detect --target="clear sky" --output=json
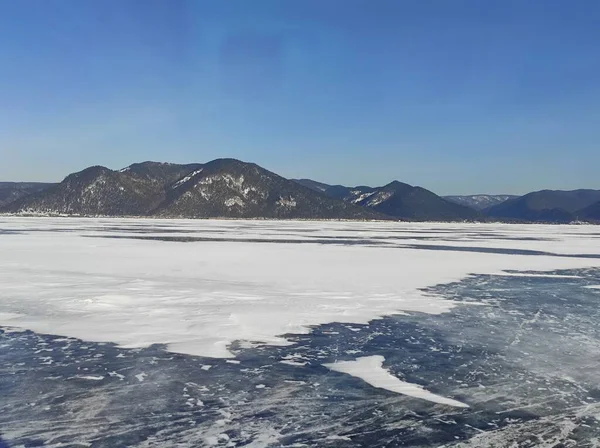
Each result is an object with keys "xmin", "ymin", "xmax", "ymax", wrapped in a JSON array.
[{"xmin": 1, "ymin": 0, "xmax": 599, "ymax": 195}]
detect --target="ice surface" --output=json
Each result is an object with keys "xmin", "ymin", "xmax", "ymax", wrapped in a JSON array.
[
  {"xmin": 0, "ymin": 218, "xmax": 599, "ymax": 359},
  {"xmin": 324, "ymin": 355, "xmax": 469, "ymax": 407},
  {"xmin": 490, "ymin": 273, "xmax": 583, "ymax": 278}
]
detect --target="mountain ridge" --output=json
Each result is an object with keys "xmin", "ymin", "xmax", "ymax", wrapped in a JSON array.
[{"xmin": 4, "ymin": 159, "xmax": 387, "ymax": 221}]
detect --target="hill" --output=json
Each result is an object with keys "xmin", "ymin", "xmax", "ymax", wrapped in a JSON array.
[
  {"xmin": 4, "ymin": 162, "xmax": 202, "ymax": 216},
  {"xmin": 153, "ymin": 159, "xmax": 384, "ymax": 219},
  {"xmin": 350, "ymin": 181, "xmax": 479, "ymax": 221},
  {"xmin": 579, "ymin": 201, "xmax": 600, "ymax": 221},
  {"xmin": 0, "ymin": 182, "xmax": 55, "ymax": 207},
  {"xmin": 293, "ymin": 179, "xmax": 478, "ymax": 221},
  {"xmin": 4, "ymin": 160, "xmax": 384, "ymax": 220}
]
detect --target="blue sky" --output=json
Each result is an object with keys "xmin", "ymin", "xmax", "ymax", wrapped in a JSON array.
[{"xmin": 1, "ymin": 0, "xmax": 599, "ymax": 194}]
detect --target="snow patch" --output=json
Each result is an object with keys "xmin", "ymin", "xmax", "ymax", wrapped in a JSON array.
[
  {"xmin": 324, "ymin": 355, "xmax": 469, "ymax": 408},
  {"xmin": 224, "ymin": 197, "xmax": 244, "ymax": 208},
  {"xmin": 326, "ymin": 435, "xmax": 352, "ymax": 441},
  {"xmin": 173, "ymin": 169, "xmax": 204, "ymax": 188},
  {"xmin": 276, "ymin": 196, "xmax": 297, "ymax": 208},
  {"xmin": 366, "ymin": 191, "xmax": 392, "ymax": 206},
  {"xmin": 70, "ymin": 375, "xmax": 104, "ymax": 381},
  {"xmin": 351, "ymin": 191, "xmax": 376, "ymax": 204},
  {"xmin": 199, "ymin": 174, "xmax": 244, "ymax": 191},
  {"xmin": 280, "ymin": 360, "xmax": 308, "ymax": 367},
  {"xmin": 108, "ymin": 371, "xmax": 125, "ymax": 380}
]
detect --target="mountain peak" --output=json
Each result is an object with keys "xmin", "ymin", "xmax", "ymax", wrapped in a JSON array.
[
  {"xmin": 122, "ymin": 161, "xmax": 174, "ymax": 170},
  {"xmin": 63, "ymin": 165, "xmax": 112, "ymax": 182},
  {"xmin": 385, "ymin": 180, "xmax": 411, "ymax": 187},
  {"xmin": 205, "ymin": 158, "xmax": 250, "ymax": 167},
  {"xmin": 381, "ymin": 180, "xmax": 414, "ymax": 192}
]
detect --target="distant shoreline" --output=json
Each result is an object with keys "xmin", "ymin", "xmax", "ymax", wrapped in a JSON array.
[{"xmin": 0, "ymin": 213, "xmax": 596, "ymax": 225}]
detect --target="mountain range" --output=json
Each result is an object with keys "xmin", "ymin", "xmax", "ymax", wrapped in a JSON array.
[{"xmin": 1, "ymin": 159, "xmax": 599, "ymax": 223}]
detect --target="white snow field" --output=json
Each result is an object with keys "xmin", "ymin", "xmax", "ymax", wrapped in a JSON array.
[{"xmin": 1, "ymin": 217, "xmax": 600, "ymax": 397}]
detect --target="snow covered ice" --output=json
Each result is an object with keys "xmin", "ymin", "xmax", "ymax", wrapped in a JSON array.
[
  {"xmin": 1, "ymin": 217, "xmax": 600, "ymax": 447},
  {"xmin": 1, "ymin": 218, "xmax": 599, "ymax": 359}
]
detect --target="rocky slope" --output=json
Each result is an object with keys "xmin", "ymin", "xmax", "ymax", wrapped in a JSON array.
[
  {"xmin": 4, "ymin": 163, "xmax": 202, "ymax": 216},
  {"xmin": 154, "ymin": 159, "xmax": 384, "ymax": 219}
]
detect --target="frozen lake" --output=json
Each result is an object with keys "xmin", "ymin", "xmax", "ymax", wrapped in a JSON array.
[{"xmin": 1, "ymin": 218, "xmax": 600, "ymax": 447}]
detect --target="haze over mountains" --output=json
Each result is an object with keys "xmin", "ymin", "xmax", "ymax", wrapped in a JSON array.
[
  {"xmin": 1, "ymin": 159, "xmax": 599, "ymax": 223},
  {"xmin": 485, "ymin": 190, "xmax": 600, "ymax": 223},
  {"xmin": 443, "ymin": 195, "xmax": 518, "ymax": 211}
]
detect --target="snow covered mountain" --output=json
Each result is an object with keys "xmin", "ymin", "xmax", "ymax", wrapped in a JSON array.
[
  {"xmin": 3, "ymin": 160, "xmax": 384, "ymax": 220},
  {"xmin": 444, "ymin": 194, "xmax": 518, "ymax": 210}
]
